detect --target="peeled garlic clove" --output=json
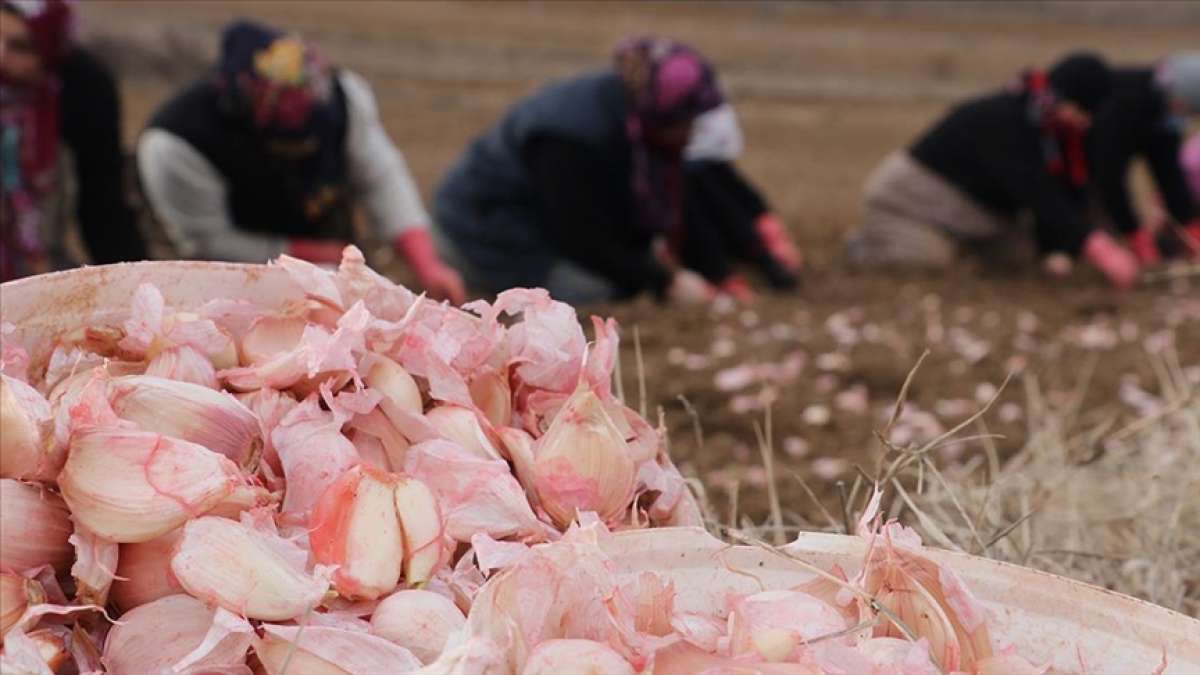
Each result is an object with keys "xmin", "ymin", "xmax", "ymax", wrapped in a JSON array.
[
  {"xmin": 171, "ymin": 515, "xmax": 330, "ymax": 621},
  {"xmin": 425, "ymin": 405, "xmax": 502, "ymax": 461},
  {"xmin": 727, "ymin": 590, "xmax": 849, "ymax": 661},
  {"xmin": 0, "ymin": 478, "xmax": 74, "ymax": 573},
  {"xmin": 257, "ymin": 624, "xmax": 421, "ymax": 675},
  {"xmin": 103, "ymin": 594, "xmax": 253, "ymax": 675},
  {"xmin": 69, "ymin": 523, "xmax": 119, "ymax": 606},
  {"xmin": 363, "ymin": 353, "xmax": 423, "ymax": 424},
  {"xmin": 523, "ymin": 639, "xmax": 635, "ymax": 675},
  {"xmin": 147, "ymin": 344, "xmax": 220, "ymax": 389},
  {"xmin": 531, "ymin": 386, "xmax": 635, "ymax": 528},
  {"xmin": 59, "ymin": 430, "xmax": 241, "ymax": 543},
  {"xmin": 241, "ymin": 314, "xmax": 307, "ymax": 366},
  {"xmin": 0, "ymin": 375, "xmax": 56, "ymax": 481},
  {"xmin": 469, "ymin": 369, "xmax": 511, "ymax": 428},
  {"xmin": 369, "ymin": 589, "xmax": 465, "ymax": 664},
  {"xmin": 393, "ymin": 476, "xmax": 445, "ymax": 585},
  {"xmin": 310, "ymin": 466, "xmax": 405, "ymax": 600},
  {"xmin": 109, "ymin": 375, "xmax": 263, "ymax": 469},
  {"xmin": 1, "ymin": 573, "xmax": 44, "ymax": 639},
  {"xmin": 111, "ymin": 528, "xmax": 184, "ymax": 612}
]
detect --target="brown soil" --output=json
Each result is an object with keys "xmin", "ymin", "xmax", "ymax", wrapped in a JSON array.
[{"xmin": 79, "ymin": 1, "xmax": 1200, "ymax": 525}]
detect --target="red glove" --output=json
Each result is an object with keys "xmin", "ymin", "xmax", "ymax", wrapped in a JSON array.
[
  {"xmin": 717, "ymin": 274, "xmax": 755, "ymax": 303},
  {"xmin": 755, "ymin": 213, "xmax": 802, "ymax": 272},
  {"xmin": 1127, "ymin": 228, "xmax": 1161, "ymax": 266},
  {"xmin": 1082, "ymin": 231, "xmax": 1139, "ymax": 290},
  {"xmin": 394, "ymin": 229, "xmax": 466, "ymax": 305},
  {"xmin": 1182, "ymin": 220, "xmax": 1200, "ymax": 261},
  {"xmin": 287, "ymin": 238, "xmax": 346, "ymax": 264}
]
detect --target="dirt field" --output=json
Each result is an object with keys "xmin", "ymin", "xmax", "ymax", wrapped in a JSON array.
[{"xmin": 79, "ymin": 1, "xmax": 1200, "ymax": 525}]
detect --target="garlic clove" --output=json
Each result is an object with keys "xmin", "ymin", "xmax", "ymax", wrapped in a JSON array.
[
  {"xmin": 68, "ymin": 523, "xmax": 119, "ymax": 606},
  {"xmin": 523, "ymin": 639, "xmax": 635, "ymax": 675},
  {"xmin": 309, "ymin": 466, "xmax": 405, "ymax": 600},
  {"xmin": 531, "ymin": 385, "xmax": 636, "ymax": 528},
  {"xmin": 59, "ymin": 429, "xmax": 241, "ymax": 543},
  {"xmin": 347, "ymin": 408, "xmax": 410, "ymax": 472},
  {"xmin": 1, "ymin": 573, "xmax": 44, "ymax": 641},
  {"xmin": 425, "ymin": 405, "xmax": 503, "ymax": 461},
  {"xmin": 369, "ymin": 588, "xmax": 465, "ymax": 664},
  {"xmin": 469, "ymin": 369, "xmax": 512, "ymax": 428},
  {"xmin": 393, "ymin": 476, "xmax": 445, "ymax": 585},
  {"xmin": 207, "ymin": 483, "xmax": 279, "ymax": 519},
  {"xmin": 241, "ymin": 314, "xmax": 307, "ymax": 366},
  {"xmin": 0, "ymin": 479, "xmax": 74, "ymax": 573},
  {"xmin": 102, "ymin": 594, "xmax": 253, "ymax": 675},
  {"xmin": 147, "ymin": 344, "xmax": 221, "ymax": 389},
  {"xmin": 256, "ymin": 624, "xmax": 422, "ymax": 675},
  {"xmin": 170, "ymin": 514, "xmax": 331, "ymax": 621},
  {"xmin": 497, "ymin": 426, "xmax": 538, "ymax": 497},
  {"xmin": 109, "ymin": 375, "xmax": 263, "ymax": 469},
  {"xmin": 110, "ymin": 528, "xmax": 184, "ymax": 612},
  {"xmin": 0, "ymin": 375, "xmax": 56, "ymax": 481},
  {"xmin": 362, "ymin": 353, "xmax": 423, "ymax": 424},
  {"xmin": 727, "ymin": 590, "xmax": 849, "ymax": 661}
]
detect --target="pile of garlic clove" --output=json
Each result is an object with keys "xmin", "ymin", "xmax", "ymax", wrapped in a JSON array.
[{"xmin": 0, "ymin": 247, "xmax": 697, "ymax": 673}]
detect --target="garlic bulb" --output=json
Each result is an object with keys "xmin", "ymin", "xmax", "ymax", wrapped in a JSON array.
[
  {"xmin": 171, "ymin": 515, "xmax": 331, "ymax": 621},
  {"xmin": 109, "ymin": 375, "xmax": 262, "ymax": 469},
  {"xmin": 469, "ymin": 369, "xmax": 512, "ymax": 428},
  {"xmin": 102, "ymin": 594, "xmax": 253, "ymax": 675},
  {"xmin": 310, "ymin": 466, "xmax": 405, "ymax": 600},
  {"xmin": 369, "ymin": 589, "xmax": 465, "ymax": 664},
  {"xmin": 59, "ymin": 429, "xmax": 241, "ymax": 543},
  {"xmin": 0, "ymin": 375, "xmax": 55, "ymax": 481},
  {"xmin": 0, "ymin": 479, "xmax": 74, "ymax": 573},
  {"xmin": 393, "ymin": 476, "xmax": 445, "ymax": 585},
  {"xmin": 363, "ymin": 353, "xmax": 423, "ymax": 424},
  {"xmin": 110, "ymin": 528, "xmax": 184, "ymax": 611},
  {"xmin": 530, "ymin": 386, "xmax": 635, "ymax": 528},
  {"xmin": 523, "ymin": 639, "xmax": 636, "ymax": 675},
  {"xmin": 425, "ymin": 405, "xmax": 503, "ymax": 461}
]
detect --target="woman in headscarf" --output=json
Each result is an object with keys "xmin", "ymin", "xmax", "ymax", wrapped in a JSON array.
[
  {"xmin": 1089, "ymin": 53, "xmax": 1200, "ymax": 263},
  {"xmin": 1, "ymin": 0, "xmax": 147, "ymax": 281},
  {"xmin": 433, "ymin": 36, "xmax": 801, "ymax": 304},
  {"xmin": 846, "ymin": 52, "xmax": 1139, "ymax": 289},
  {"xmin": 137, "ymin": 20, "xmax": 464, "ymax": 303}
]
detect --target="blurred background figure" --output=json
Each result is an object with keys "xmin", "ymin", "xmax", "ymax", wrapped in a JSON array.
[
  {"xmin": 433, "ymin": 36, "xmax": 801, "ymax": 305},
  {"xmin": 846, "ymin": 53, "xmax": 1140, "ymax": 289},
  {"xmin": 1, "ymin": 0, "xmax": 146, "ymax": 281},
  {"xmin": 137, "ymin": 20, "xmax": 465, "ymax": 303},
  {"xmin": 1094, "ymin": 53, "xmax": 1200, "ymax": 263}
]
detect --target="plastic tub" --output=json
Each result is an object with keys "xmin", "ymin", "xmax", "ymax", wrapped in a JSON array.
[{"xmin": 600, "ymin": 527, "xmax": 1200, "ymax": 674}]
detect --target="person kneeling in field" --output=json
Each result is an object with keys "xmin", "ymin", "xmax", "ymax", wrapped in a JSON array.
[
  {"xmin": 433, "ymin": 36, "xmax": 802, "ymax": 305},
  {"xmin": 1090, "ymin": 53, "xmax": 1200, "ymax": 264},
  {"xmin": 136, "ymin": 20, "xmax": 465, "ymax": 303},
  {"xmin": 846, "ymin": 53, "xmax": 1139, "ymax": 289}
]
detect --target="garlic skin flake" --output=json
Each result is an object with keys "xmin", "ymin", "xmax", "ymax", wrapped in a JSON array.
[
  {"xmin": 108, "ymin": 375, "xmax": 262, "ymax": 469},
  {"xmin": 0, "ymin": 478, "xmax": 74, "ymax": 573},
  {"xmin": 530, "ymin": 386, "xmax": 635, "ymax": 528},
  {"xmin": 59, "ymin": 429, "xmax": 242, "ymax": 543},
  {"xmin": 309, "ymin": 465, "xmax": 405, "ymax": 600},
  {"xmin": 170, "ymin": 514, "xmax": 331, "ymax": 621},
  {"xmin": 426, "ymin": 405, "xmax": 503, "ymax": 461},
  {"xmin": 370, "ymin": 589, "xmax": 465, "ymax": 664}
]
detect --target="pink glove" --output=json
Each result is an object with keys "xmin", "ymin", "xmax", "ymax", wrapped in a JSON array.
[
  {"xmin": 1082, "ymin": 231, "xmax": 1139, "ymax": 290},
  {"xmin": 394, "ymin": 230, "xmax": 466, "ymax": 305},
  {"xmin": 755, "ymin": 213, "xmax": 802, "ymax": 272},
  {"xmin": 717, "ymin": 274, "xmax": 755, "ymax": 303},
  {"xmin": 1127, "ymin": 228, "xmax": 1161, "ymax": 266},
  {"xmin": 287, "ymin": 238, "xmax": 346, "ymax": 264}
]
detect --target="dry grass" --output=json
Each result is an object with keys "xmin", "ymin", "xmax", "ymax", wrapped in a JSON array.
[{"xmin": 702, "ymin": 342, "xmax": 1199, "ymax": 617}]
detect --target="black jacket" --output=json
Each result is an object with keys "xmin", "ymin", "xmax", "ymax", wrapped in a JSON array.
[
  {"xmin": 1089, "ymin": 67, "xmax": 1195, "ymax": 234},
  {"xmin": 909, "ymin": 91, "xmax": 1093, "ymax": 255}
]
